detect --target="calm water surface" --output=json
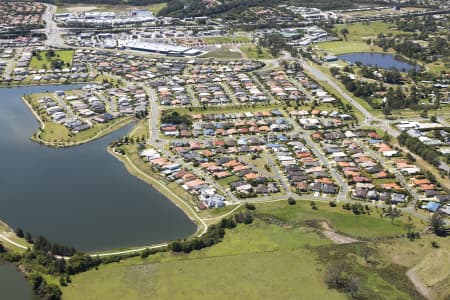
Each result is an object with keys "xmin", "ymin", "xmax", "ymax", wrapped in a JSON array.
[
  {"xmin": 0, "ymin": 263, "xmax": 34, "ymax": 300},
  {"xmin": 338, "ymin": 52, "xmax": 418, "ymax": 71},
  {"xmin": 0, "ymin": 85, "xmax": 196, "ymax": 252}
]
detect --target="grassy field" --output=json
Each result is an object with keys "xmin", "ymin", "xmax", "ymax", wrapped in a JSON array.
[
  {"xmin": 62, "ymin": 220, "xmax": 343, "ymax": 300},
  {"xmin": 200, "ymin": 47, "xmax": 242, "ymax": 59},
  {"xmin": 29, "ymin": 50, "xmax": 74, "ymax": 70},
  {"xmin": 318, "ymin": 41, "xmax": 378, "ymax": 55},
  {"xmin": 255, "ymin": 201, "xmax": 415, "ymax": 239},
  {"xmin": 240, "ymin": 45, "xmax": 273, "ymax": 59},
  {"xmin": 147, "ymin": 2, "xmax": 167, "ymax": 15},
  {"xmin": 0, "ymin": 221, "xmax": 31, "ymax": 252},
  {"xmin": 61, "ymin": 197, "xmax": 431, "ymax": 300},
  {"xmin": 203, "ymin": 36, "xmax": 251, "ymax": 44},
  {"xmin": 426, "ymin": 60, "xmax": 450, "ymax": 74},
  {"xmin": 376, "ymin": 235, "xmax": 450, "ymax": 299},
  {"xmin": 318, "ymin": 22, "xmax": 407, "ymax": 55}
]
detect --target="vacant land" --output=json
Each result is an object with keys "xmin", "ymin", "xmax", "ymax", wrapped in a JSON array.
[
  {"xmin": 147, "ymin": 2, "xmax": 167, "ymax": 15},
  {"xmin": 203, "ymin": 36, "xmax": 251, "ymax": 44},
  {"xmin": 376, "ymin": 235, "xmax": 450, "ymax": 300},
  {"xmin": 62, "ymin": 221, "xmax": 342, "ymax": 300},
  {"xmin": 318, "ymin": 22, "xmax": 407, "ymax": 55},
  {"xmin": 29, "ymin": 50, "xmax": 74, "ymax": 70},
  {"xmin": 240, "ymin": 45, "xmax": 273, "ymax": 59},
  {"xmin": 62, "ymin": 199, "xmax": 428, "ymax": 300},
  {"xmin": 254, "ymin": 201, "xmax": 415, "ymax": 239},
  {"xmin": 201, "ymin": 47, "xmax": 242, "ymax": 59}
]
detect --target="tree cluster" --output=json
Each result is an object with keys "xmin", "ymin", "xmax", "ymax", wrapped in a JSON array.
[
  {"xmin": 398, "ymin": 132, "xmax": 440, "ymax": 166},
  {"xmin": 342, "ymin": 203, "xmax": 371, "ymax": 215},
  {"xmin": 34, "ymin": 235, "xmax": 76, "ymax": 257},
  {"xmin": 169, "ymin": 211, "xmax": 253, "ymax": 254},
  {"xmin": 161, "ymin": 111, "xmax": 193, "ymax": 126}
]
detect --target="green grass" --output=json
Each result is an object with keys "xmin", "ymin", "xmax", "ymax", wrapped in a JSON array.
[
  {"xmin": 147, "ymin": 2, "xmax": 167, "ymax": 15},
  {"xmin": 240, "ymin": 45, "xmax": 273, "ymax": 59},
  {"xmin": 203, "ymin": 36, "xmax": 251, "ymax": 44},
  {"xmin": 376, "ymin": 235, "xmax": 450, "ymax": 299},
  {"xmin": 426, "ymin": 60, "xmax": 450, "ymax": 74},
  {"xmin": 216, "ymin": 175, "xmax": 240, "ymax": 187},
  {"xmin": 255, "ymin": 201, "xmax": 412, "ymax": 239},
  {"xmin": 318, "ymin": 41, "xmax": 379, "ymax": 55},
  {"xmin": 200, "ymin": 47, "xmax": 242, "ymax": 59},
  {"xmin": 318, "ymin": 21, "xmax": 408, "ymax": 55},
  {"xmin": 36, "ymin": 117, "xmax": 132, "ymax": 146},
  {"xmin": 63, "ymin": 221, "xmax": 343, "ymax": 300},
  {"xmin": 29, "ymin": 50, "xmax": 74, "ymax": 70},
  {"xmin": 61, "ymin": 200, "xmax": 429, "ymax": 300}
]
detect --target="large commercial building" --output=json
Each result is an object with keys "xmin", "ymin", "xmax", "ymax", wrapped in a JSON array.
[{"xmin": 125, "ymin": 40, "xmax": 202, "ymax": 57}]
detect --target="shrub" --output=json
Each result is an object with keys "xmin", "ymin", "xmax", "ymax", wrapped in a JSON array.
[
  {"xmin": 329, "ymin": 201, "xmax": 337, "ymax": 207},
  {"xmin": 287, "ymin": 197, "xmax": 296, "ymax": 205},
  {"xmin": 245, "ymin": 203, "xmax": 256, "ymax": 210},
  {"xmin": 15, "ymin": 227, "xmax": 24, "ymax": 238},
  {"xmin": 431, "ymin": 241, "xmax": 440, "ymax": 248},
  {"xmin": 140, "ymin": 248, "xmax": 152, "ymax": 258}
]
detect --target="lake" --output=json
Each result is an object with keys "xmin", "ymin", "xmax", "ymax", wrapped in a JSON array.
[
  {"xmin": 337, "ymin": 52, "xmax": 418, "ymax": 71},
  {"xmin": 0, "ymin": 263, "xmax": 34, "ymax": 300},
  {"xmin": 0, "ymin": 85, "xmax": 196, "ymax": 252}
]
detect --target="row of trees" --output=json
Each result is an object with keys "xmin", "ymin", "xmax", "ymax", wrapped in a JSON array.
[
  {"xmin": 169, "ymin": 211, "xmax": 253, "ymax": 253},
  {"xmin": 33, "ymin": 235, "xmax": 76, "ymax": 257},
  {"xmin": 398, "ymin": 132, "xmax": 441, "ymax": 166}
]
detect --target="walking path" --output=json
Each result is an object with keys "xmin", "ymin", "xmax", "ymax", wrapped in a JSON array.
[{"xmin": 0, "ymin": 233, "xmax": 28, "ymax": 250}]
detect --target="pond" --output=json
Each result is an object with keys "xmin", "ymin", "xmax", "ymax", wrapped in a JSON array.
[
  {"xmin": 337, "ymin": 52, "xmax": 418, "ymax": 71},
  {"xmin": 0, "ymin": 85, "xmax": 196, "ymax": 252}
]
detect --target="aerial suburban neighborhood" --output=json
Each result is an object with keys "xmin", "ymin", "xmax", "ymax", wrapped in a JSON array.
[{"xmin": 0, "ymin": 0, "xmax": 449, "ymax": 300}]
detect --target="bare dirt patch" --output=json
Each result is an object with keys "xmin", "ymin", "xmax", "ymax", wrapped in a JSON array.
[
  {"xmin": 407, "ymin": 268, "xmax": 433, "ymax": 300},
  {"xmin": 320, "ymin": 221, "xmax": 359, "ymax": 244}
]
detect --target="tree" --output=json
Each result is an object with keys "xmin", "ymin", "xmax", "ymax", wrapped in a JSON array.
[
  {"xmin": 430, "ymin": 212, "xmax": 446, "ymax": 236},
  {"xmin": 386, "ymin": 207, "xmax": 401, "ymax": 224},
  {"xmin": 340, "ymin": 28, "xmax": 349, "ymax": 41},
  {"xmin": 15, "ymin": 227, "xmax": 24, "ymax": 238},
  {"xmin": 25, "ymin": 232, "xmax": 33, "ymax": 243},
  {"xmin": 287, "ymin": 197, "xmax": 296, "ymax": 205}
]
